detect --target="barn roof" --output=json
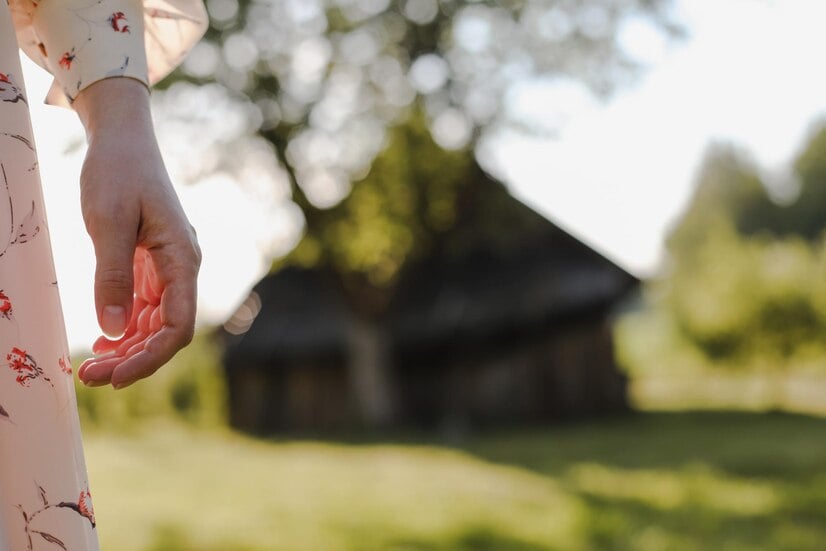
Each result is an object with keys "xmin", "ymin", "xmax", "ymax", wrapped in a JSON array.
[
  {"xmin": 385, "ymin": 161, "xmax": 637, "ymax": 352},
  {"xmin": 221, "ymin": 166, "xmax": 638, "ymax": 367},
  {"xmin": 386, "ymin": 229, "xmax": 635, "ymax": 355}
]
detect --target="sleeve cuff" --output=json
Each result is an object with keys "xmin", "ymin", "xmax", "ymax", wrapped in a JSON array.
[{"xmin": 31, "ymin": 0, "xmax": 150, "ymax": 107}]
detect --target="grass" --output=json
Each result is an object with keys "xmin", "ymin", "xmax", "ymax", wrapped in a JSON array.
[{"xmin": 83, "ymin": 411, "xmax": 826, "ymax": 551}]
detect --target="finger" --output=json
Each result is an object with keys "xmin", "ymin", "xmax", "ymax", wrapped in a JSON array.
[
  {"xmin": 149, "ymin": 244, "xmax": 198, "ymax": 343},
  {"xmin": 90, "ymin": 218, "xmax": 138, "ymax": 339},
  {"xmin": 91, "ymin": 315, "xmax": 138, "ymax": 355},
  {"xmin": 80, "ymin": 359, "xmax": 116, "ymax": 386},
  {"xmin": 109, "ymin": 326, "xmax": 184, "ymax": 388},
  {"xmin": 115, "ymin": 330, "xmax": 149, "ymax": 357},
  {"xmin": 92, "ymin": 335, "xmax": 119, "ymax": 356},
  {"xmin": 77, "ymin": 332, "xmax": 149, "ymax": 385},
  {"xmin": 139, "ymin": 273, "xmax": 161, "ymax": 305},
  {"xmin": 78, "ymin": 352, "xmax": 125, "ymax": 386},
  {"xmin": 79, "ymin": 352, "xmax": 119, "ymax": 382},
  {"xmin": 146, "ymin": 255, "xmax": 164, "ymax": 301},
  {"xmin": 149, "ymin": 306, "xmax": 162, "ymax": 332},
  {"xmin": 136, "ymin": 249, "xmax": 161, "ymax": 305},
  {"xmin": 80, "ymin": 333, "xmax": 148, "ymax": 385},
  {"xmin": 91, "ymin": 297, "xmax": 147, "ymax": 355},
  {"xmin": 136, "ymin": 304, "xmax": 153, "ymax": 333},
  {"xmin": 78, "ymin": 351, "xmax": 116, "ymax": 381}
]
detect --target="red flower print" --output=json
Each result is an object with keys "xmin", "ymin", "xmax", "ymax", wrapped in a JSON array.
[
  {"xmin": 58, "ymin": 355, "xmax": 72, "ymax": 375},
  {"xmin": 19, "ymin": 483, "xmax": 98, "ymax": 548},
  {"xmin": 0, "ymin": 72, "xmax": 26, "ymax": 104},
  {"xmin": 0, "ymin": 290, "xmax": 11, "ymax": 320},
  {"xmin": 6, "ymin": 347, "xmax": 51, "ymax": 387},
  {"xmin": 58, "ymin": 51, "xmax": 75, "ymax": 70},
  {"xmin": 108, "ymin": 12, "xmax": 130, "ymax": 33},
  {"xmin": 8, "ymin": 347, "xmax": 34, "ymax": 373},
  {"xmin": 77, "ymin": 489, "xmax": 95, "ymax": 526}
]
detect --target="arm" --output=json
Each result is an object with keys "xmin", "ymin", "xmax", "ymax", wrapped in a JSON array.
[
  {"xmin": 72, "ymin": 78, "xmax": 201, "ymax": 389},
  {"xmin": 19, "ymin": 0, "xmax": 204, "ymax": 388},
  {"xmin": 10, "ymin": 0, "xmax": 207, "ymax": 387}
]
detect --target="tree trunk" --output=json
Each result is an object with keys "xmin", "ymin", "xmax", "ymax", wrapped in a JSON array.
[{"xmin": 346, "ymin": 318, "xmax": 396, "ymax": 428}]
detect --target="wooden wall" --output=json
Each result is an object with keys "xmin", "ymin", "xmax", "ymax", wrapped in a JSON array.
[{"xmin": 227, "ymin": 316, "xmax": 628, "ymax": 433}]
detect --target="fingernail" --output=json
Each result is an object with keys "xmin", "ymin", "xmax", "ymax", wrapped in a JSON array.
[
  {"xmin": 101, "ymin": 305, "xmax": 127, "ymax": 339},
  {"xmin": 113, "ymin": 380, "xmax": 133, "ymax": 390},
  {"xmin": 83, "ymin": 379, "xmax": 108, "ymax": 388}
]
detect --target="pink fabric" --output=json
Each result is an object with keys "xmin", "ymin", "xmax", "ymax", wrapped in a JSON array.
[{"xmin": 0, "ymin": 17, "xmax": 98, "ymax": 544}]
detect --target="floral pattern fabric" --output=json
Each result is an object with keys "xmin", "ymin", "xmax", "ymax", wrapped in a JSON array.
[
  {"xmin": 9, "ymin": 0, "xmax": 207, "ymax": 107},
  {"xmin": 0, "ymin": 0, "xmax": 206, "ymax": 548}
]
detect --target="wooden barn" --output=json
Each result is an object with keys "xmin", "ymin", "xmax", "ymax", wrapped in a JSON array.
[{"xmin": 219, "ymin": 164, "xmax": 639, "ymax": 434}]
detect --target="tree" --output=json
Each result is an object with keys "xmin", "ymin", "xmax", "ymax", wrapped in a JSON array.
[
  {"xmin": 652, "ymin": 133, "xmax": 826, "ymax": 373},
  {"xmin": 667, "ymin": 123, "xmax": 826, "ymax": 251},
  {"xmin": 787, "ymin": 123, "xmax": 826, "ymax": 239},
  {"xmin": 160, "ymin": 0, "xmax": 682, "ymax": 296}
]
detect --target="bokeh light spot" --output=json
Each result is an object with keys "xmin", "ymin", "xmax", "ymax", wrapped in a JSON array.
[{"xmin": 409, "ymin": 54, "xmax": 449, "ymax": 94}]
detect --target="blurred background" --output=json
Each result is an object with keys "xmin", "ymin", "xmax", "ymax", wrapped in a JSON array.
[{"xmin": 19, "ymin": 0, "xmax": 826, "ymax": 549}]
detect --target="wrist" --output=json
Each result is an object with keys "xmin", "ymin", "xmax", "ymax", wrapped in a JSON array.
[{"xmin": 73, "ymin": 77, "xmax": 154, "ymax": 141}]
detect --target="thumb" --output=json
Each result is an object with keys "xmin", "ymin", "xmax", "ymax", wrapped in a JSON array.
[{"xmin": 93, "ymin": 231, "xmax": 137, "ymax": 340}]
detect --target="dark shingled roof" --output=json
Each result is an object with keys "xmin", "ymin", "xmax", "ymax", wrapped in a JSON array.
[{"xmin": 386, "ymin": 230, "xmax": 636, "ymax": 353}]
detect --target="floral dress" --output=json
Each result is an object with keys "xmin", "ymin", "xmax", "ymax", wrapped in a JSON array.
[{"xmin": 0, "ymin": 0, "xmax": 206, "ymax": 548}]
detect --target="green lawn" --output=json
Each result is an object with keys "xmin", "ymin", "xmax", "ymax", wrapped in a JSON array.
[{"xmin": 83, "ymin": 412, "xmax": 826, "ymax": 550}]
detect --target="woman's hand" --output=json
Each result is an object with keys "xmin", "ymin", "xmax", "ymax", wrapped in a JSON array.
[{"xmin": 71, "ymin": 77, "xmax": 201, "ymax": 389}]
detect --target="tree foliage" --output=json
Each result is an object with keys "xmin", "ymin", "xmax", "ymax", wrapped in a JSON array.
[
  {"xmin": 162, "ymin": 0, "xmax": 681, "ymax": 315},
  {"xmin": 179, "ymin": 0, "xmax": 682, "ymax": 161},
  {"xmin": 275, "ymin": 110, "xmax": 475, "ymax": 313},
  {"xmin": 651, "ymin": 123, "xmax": 826, "ymax": 371},
  {"xmin": 168, "ymin": 0, "xmax": 680, "ymax": 204},
  {"xmin": 273, "ymin": 110, "xmax": 553, "ymax": 315}
]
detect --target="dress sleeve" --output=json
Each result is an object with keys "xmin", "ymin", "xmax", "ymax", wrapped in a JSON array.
[{"xmin": 8, "ymin": 0, "xmax": 208, "ymax": 108}]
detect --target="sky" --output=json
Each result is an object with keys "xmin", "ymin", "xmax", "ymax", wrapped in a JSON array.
[
  {"xmin": 17, "ymin": 0, "xmax": 826, "ymax": 352},
  {"xmin": 487, "ymin": 0, "xmax": 826, "ymax": 276}
]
